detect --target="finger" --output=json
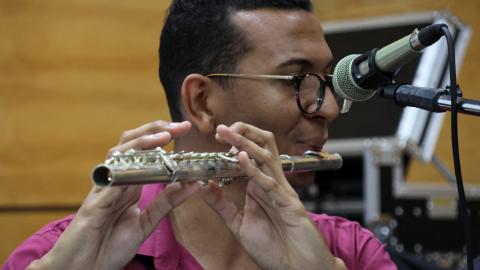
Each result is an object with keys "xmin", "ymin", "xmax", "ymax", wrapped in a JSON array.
[
  {"xmin": 139, "ymin": 182, "xmax": 200, "ymax": 235},
  {"xmin": 118, "ymin": 120, "xmax": 191, "ymax": 145},
  {"xmin": 226, "ymin": 123, "xmax": 299, "ymax": 192},
  {"xmin": 217, "ymin": 123, "xmax": 293, "ymax": 189},
  {"xmin": 108, "ymin": 131, "xmax": 171, "ymax": 156},
  {"xmin": 229, "ymin": 122, "xmax": 278, "ymax": 153},
  {"xmin": 238, "ymin": 151, "xmax": 291, "ymax": 204},
  {"xmin": 216, "ymin": 125, "xmax": 278, "ymax": 168},
  {"xmin": 216, "ymin": 123, "xmax": 278, "ymax": 156},
  {"xmin": 197, "ymin": 181, "xmax": 243, "ymax": 235}
]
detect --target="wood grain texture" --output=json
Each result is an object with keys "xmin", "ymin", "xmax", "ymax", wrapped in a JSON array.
[{"xmin": 0, "ymin": 0, "xmax": 171, "ymax": 205}]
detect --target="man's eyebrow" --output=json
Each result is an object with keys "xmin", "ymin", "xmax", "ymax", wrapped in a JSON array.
[
  {"xmin": 277, "ymin": 58, "xmax": 313, "ymax": 70},
  {"xmin": 277, "ymin": 58, "xmax": 334, "ymax": 72}
]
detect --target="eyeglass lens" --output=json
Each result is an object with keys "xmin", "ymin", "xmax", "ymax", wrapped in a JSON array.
[{"xmin": 298, "ymin": 74, "xmax": 323, "ymax": 113}]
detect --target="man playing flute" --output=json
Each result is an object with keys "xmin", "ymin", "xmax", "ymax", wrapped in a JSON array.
[{"xmin": 4, "ymin": 1, "xmax": 396, "ymax": 269}]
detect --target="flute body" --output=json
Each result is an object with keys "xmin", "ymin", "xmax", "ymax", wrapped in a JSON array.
[{"xmin": 92, "ymin": 148, "xmax": 343, "ymax": 187}]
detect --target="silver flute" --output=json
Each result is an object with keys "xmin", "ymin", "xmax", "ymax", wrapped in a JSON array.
[{"xmin": 92, "ymin": 147, "xmax": 343, "ymax": 187}]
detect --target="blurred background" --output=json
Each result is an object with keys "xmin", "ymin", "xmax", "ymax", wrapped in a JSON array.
[{"xmin": 1, "ymin": 0, "xmax": 479, "ymax": 267}]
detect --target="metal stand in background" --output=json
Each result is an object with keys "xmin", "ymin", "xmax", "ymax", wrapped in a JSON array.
[{"xmin": 381, "ymin": 84, "xmax": 480, "ymax": 117}]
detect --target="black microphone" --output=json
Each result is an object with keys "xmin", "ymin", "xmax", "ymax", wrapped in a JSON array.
[{"xmin": 332, "ymin": 24, "xmax": 445, "ymax": 103}]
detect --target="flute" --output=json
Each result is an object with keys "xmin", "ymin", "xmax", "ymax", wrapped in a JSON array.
[{"xmin": 92, "ymin": 147, "xmax": 343, "ymax": 187}]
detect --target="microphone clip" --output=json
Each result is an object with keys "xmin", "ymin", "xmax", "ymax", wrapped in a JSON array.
[{"xmin": 351, "ymin": 48, "xmax": 396, "ymax": 90}]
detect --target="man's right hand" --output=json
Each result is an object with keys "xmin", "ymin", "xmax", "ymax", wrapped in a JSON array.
[{"xmin": 27, "ymin": 121, "xmax": 200, "ymax": 270}]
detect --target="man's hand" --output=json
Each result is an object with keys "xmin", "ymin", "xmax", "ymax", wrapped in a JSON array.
[
  {"xmin": 200, "ymin": 122, "xmax": 347, "ymax": 270},
  {"xmin": 28, "ymin": 121, "xmax": 201, "ymax": 270}
]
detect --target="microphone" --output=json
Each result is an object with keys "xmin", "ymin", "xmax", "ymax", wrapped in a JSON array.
[{"xmin": 332, "ymin": 24, "xmax": 445, "ymax": 104}]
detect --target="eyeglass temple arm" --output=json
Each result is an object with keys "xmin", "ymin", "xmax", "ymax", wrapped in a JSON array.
[{"xmin": 205, "ymin": 74, "xmax": 295, "ymax": 80}]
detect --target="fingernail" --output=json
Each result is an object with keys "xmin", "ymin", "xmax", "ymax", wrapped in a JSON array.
[{"xmin": 229, "ymin": 146, "xmax": 239, "ymax": 153}]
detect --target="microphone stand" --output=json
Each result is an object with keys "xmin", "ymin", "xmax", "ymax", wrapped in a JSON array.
[
  {"xmin": 437, "ymin": 96, "xmax": 480, "ymax": 116},
  {"xmin": 380, "ymin": 84, "xmax": 480, "ymax": 116}
]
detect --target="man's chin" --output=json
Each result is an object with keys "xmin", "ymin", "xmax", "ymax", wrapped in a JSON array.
[{"xmin": 286, "ymin": 171, "xmax": 316, "ymax": 189}]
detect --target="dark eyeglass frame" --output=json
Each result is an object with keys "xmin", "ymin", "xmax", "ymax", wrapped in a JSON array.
[{"xmin": 205, "ymin": 73, "xmax": 345, "ymax": 115}]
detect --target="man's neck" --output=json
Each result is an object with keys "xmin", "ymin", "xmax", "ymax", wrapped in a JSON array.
[{"xmin": 169, "ymin": 181, "xmax": 251, "ymax": 267}]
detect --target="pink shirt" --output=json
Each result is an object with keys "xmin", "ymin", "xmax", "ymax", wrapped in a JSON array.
[{"xmin": 2, "ymin": 184, "xmax": 397, "ymax": 270}]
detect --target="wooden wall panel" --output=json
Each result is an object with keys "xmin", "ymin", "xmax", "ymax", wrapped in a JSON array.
[
  {"xmin": 1, "ymin": 0, "xmax": 479, "ymax": 263},
  {"xmin": 0, "ymin": 0, "xmax": 171, "ymax": 205}
]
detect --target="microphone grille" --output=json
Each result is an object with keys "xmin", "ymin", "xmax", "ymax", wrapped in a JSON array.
[{"xmin": 332, "ymin": 54, "xmax": 376, "ymax": 102}]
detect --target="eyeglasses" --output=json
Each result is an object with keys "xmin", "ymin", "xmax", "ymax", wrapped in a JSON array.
[{"xmin": 205, "ymin": 73, "xmax": 348, "ymax": 114}]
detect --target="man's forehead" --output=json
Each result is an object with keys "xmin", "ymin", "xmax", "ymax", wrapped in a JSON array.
[
  {"xmin": 231, "ymin": 9, "xmax": 330, "ymax": 71},
  {"xmin": 231, "ymin": 9, "xmax": 325, "ymax": 42}
]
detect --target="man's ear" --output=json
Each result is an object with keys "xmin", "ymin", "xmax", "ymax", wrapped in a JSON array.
[{"xmin": 181, "ymin": 74, "xmax": 219, "ymax": 134}]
